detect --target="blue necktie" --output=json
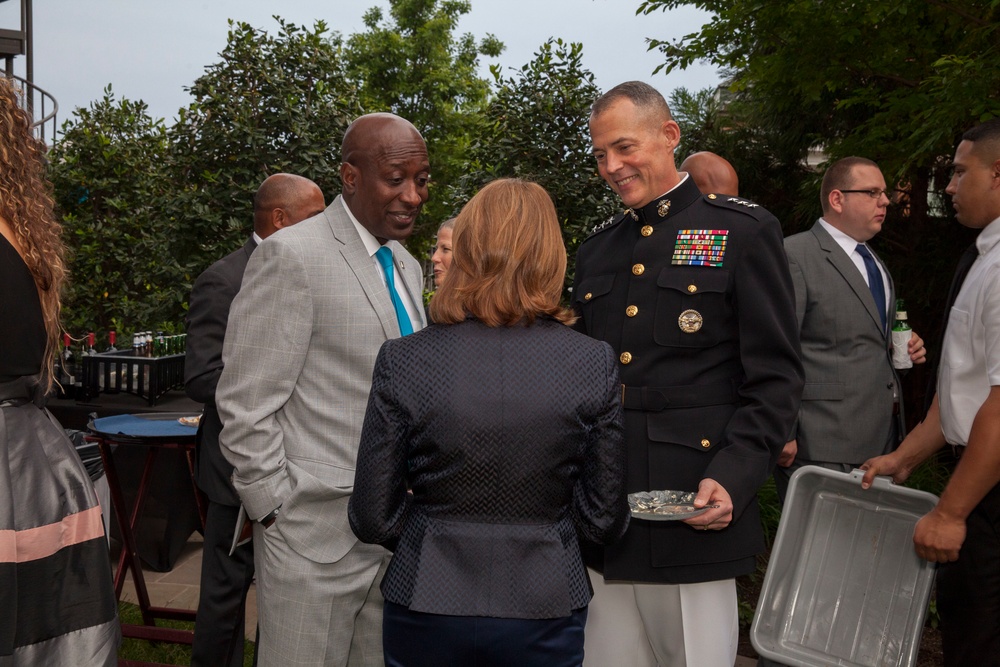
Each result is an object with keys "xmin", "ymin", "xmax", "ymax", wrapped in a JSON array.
[
  {"xmin": 856, "ymin": 244, "xmax": 887, "ymax": 332},
  {"xmin": 375, "ymin": 246, "xmax": 413, "ymax": 336}
]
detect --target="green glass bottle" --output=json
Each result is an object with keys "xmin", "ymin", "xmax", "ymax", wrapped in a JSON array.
[{"xmin": 891, "ymin": 298, "xmax": 913, "ymax": 369}]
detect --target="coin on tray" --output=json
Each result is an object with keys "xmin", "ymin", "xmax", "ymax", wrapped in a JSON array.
[{"xmin": 627, "ymin": 490, "xmax": 717, "ymax": 521}]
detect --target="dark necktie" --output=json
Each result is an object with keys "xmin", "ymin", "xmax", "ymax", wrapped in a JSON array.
[
  {"xmin": 375, "ymin": 246, "xmax": 413, "ymax": 336},
  {"xmin": 856, "ymin": 244, "xmax": 887, "ymax": 332}
]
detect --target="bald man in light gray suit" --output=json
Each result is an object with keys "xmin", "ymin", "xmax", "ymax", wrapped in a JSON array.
[
  {"xmin": 775, "ymin": 156, "xmax": 926, "ymax": 502},
  {"xmin": 216, "ymin": 113, "xmax": 429, "ymax": 666}
]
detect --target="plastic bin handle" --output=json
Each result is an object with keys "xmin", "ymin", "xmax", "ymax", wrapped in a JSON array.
[{"xmin": 849, "ymin": 468, "xmax": 895, "ymax": 489}]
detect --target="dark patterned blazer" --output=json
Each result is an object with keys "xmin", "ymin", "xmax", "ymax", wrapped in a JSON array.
[{"xmin": 348, "ymin": 317, "xmax": 629, "ymax": 619}]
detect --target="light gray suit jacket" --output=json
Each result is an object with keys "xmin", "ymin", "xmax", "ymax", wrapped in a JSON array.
[
  {"xmin": 216, "ymin": 195, "xmax": 426, "ymax": 564},
  {"xmin": 784, "ymin": 221, "xmax": 903, "ymax": 463}
]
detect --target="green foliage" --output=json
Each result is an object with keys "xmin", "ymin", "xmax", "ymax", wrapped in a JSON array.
[
  {"xmin": 670, "ymin": 86, "xmax": 816, "ymax": 232},
  {"xmin": 345, "ymin": 0, "xmax": 504, "ymax": 254},
  {"xmin": 168, "ymin": 18, "xmax": 361, "ymax": 275},
  {"xmin": 48, "ymin": 87, "xmax": 183, "ymax": 336},
  {"xmin": 643, "ymin": 0, "xmax": 999, "ymax": 395},
  {"xmin": 448, "ymin": 38, "xmax": 617, "ymax": 294}
]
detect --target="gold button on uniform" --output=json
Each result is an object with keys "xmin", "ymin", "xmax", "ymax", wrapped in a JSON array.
[
  {"xmin": 632, "ymin": 263, "xmax": 645, "ymax": 276},
  {"xmin": 687, "ymin": 284, "xmax": 698, "ymax": 293},
  {"xmin": 626, "ymin": 305, "xmax": 638, "ymax": 317},
  {"xmin": 584, "ymin": 292, "xmax": 593, "ymax": 301},
  {"xmin": 620, "ymin": 352, "xmax": 633, "ymax": 365},
  {"xmin": 700, "ymin": 439, "xmax": 711, "ymax": 448},
  {"xmin": 640, "ymin": 225, "xmax": 653, "ymax": 237},
  {"xmin": 708, "ymin": 193, "xmax": 717, "ymax": 200}
]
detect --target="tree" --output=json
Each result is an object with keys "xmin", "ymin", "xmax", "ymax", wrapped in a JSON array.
[
  {"xmin": 48, "ymin": 87, "xmax": 183, "ymax": 335},
  {"xmin": 345, "ymin": 0, "xmax": 504, "ymax": 251},
  {"xmin": 669, "ymin": 86, "xmax": 814, "ymax": 228},
  {"xmin": 167, "ymin": 18, "xmax": 361, "ymax": 275},
  {"xmin": 640, "ymin": 0, "xmax": 996, "ymax": 400},
  {"xmin": 447, "ymin": 39, "xmax": 617, "ymax": 294}
]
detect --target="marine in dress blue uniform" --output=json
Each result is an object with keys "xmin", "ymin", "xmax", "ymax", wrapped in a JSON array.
[{"xmin": 574, "ymin": 81, "xmax": 803, "ymax": 667}]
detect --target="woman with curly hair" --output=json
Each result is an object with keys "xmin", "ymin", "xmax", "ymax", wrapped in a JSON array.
[{"xmin": 0, "ymin": 76, "xmax": 119, "ymax": 665}]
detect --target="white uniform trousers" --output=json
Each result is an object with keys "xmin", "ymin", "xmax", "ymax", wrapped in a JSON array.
[{"xmin": 584, "ymin": 568, "xmax": 738, "ymax": 667}]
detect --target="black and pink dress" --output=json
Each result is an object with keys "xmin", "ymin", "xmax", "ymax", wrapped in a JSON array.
[{"xmin": 1, "ymin": 234, "xmax": 119, "ymax": 665}]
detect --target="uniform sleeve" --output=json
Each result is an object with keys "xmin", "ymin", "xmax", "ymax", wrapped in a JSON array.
[
  {"xmin": 705, "ymin": 216, "xmax": 804, "ymax": 515},
  {"xmin": 348, "ymin": 342, "xmax": 411, "ymax": 549}
]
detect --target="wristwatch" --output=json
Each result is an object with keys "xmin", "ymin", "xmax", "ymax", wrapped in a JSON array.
[{"xmin": 258, "ymin": 505, "xmax": 281, "ymax": 528}]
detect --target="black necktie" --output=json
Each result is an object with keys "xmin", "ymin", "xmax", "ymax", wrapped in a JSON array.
[{"xmin": 856, "ymin": 244, "xmax": 886, "ymax": 332}]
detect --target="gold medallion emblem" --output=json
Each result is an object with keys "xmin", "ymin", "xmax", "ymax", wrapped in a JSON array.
[
  {"xmin": 657, "ymin": 199, "xmax": 671, "ymax": 217},
  {"xmin": 641, "ymin": 225, "xmax": 653, "ymax": 237},
  {"xmin": 678, "ymin": 309, "xmax": 703, "ymax": 333}
]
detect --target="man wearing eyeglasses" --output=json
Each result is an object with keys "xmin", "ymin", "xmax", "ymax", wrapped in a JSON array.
[{"xmin": 774, "ymin": 156, "xmax": 926, "ymax": 502}]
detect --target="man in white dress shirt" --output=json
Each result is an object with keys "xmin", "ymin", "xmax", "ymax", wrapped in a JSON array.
[{"xmin": 862, "ymin": 118, "xmax": 1000, "ymax": 666}]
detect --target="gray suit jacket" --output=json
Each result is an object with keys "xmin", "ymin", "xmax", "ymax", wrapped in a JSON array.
[
  {"xmin": 216, "ymin": 195, "xmax": 426, "ymax": 564},
  {"xmin": 784, "ymin": 221, "xmax": 903, "ymax": 463}
]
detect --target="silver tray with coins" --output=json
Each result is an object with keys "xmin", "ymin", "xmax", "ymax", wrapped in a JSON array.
[{"xmin": 627, "ymin": 490, "xmax": 712, "ymax": 521}]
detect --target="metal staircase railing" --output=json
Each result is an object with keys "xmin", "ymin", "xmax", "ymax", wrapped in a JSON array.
[{"xmin": 7, "ymin": 73, "xmax": 58, "ymax": 144}]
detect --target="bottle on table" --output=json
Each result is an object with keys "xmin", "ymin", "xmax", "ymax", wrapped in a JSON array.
[
  {"xmin": 62, "ymin": 332, "xmax": 77, "ymax": 397},
  {"xmin": 103, "ymin": 331, "xmax": 121, "ymax": 394},
  {"xmin": 891, "ymin": 299, "xmax": 913, "ymax": 370}
]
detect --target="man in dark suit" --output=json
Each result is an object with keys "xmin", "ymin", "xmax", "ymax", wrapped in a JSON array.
[
  {"xmin": 775, "ymin": 157, "xmax": 926, "ymax": 502},
  {"xmin": 184, "ymin": 173, "xmax": 325, "ymax": 667},
  {"xmin": 573, "ymin": 81, "xmax": 804, "ymax": 666}
]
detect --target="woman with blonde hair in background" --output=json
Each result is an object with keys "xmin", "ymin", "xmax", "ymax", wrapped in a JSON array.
[
  {"xmin": 430, "ymin": 217, "xmax": 455, "ymax": 288},
  {"xmin": 350, "ymin": 178, "xmax": 629, "ymax": 666},
  {"xmin": 0, "ymin": 76, "xmax": 119, "ymax": 665}
]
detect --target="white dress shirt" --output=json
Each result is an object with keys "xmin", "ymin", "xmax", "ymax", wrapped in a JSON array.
[
  {"xmin": 340, "ymin": 198, "xmax": 422, "ymax": 332},
  {"xmin": 818, "ymin": 218, "xmax": 890, "ymax": 315},
  {"xmin": 939, "ymin": 215, "xmax": 1000, "ymax": 446}
]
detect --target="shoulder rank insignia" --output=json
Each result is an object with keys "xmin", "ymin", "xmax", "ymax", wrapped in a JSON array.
[
  {"xmin": 587, "ymin": 210, "xmax": 628, "ymax": 238},
  {"xmin": 727, "ymin": 197, "xmax": 759, "ymax": 208},
  {"xmin": 671, "ymin": 229, "xmax": 729, "ymax": 267}
]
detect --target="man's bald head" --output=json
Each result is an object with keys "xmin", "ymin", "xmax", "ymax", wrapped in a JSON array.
[
  {"xmin": 339, "ymin": 113, "xmax": 430, "ymax": 242},
  {"xmin": 680, "ymin": 151, "xmax": 740, "ymax": 197},
  {"xmin": 253, "ymin": 173, "xmax": 326, "ymax": 238}
]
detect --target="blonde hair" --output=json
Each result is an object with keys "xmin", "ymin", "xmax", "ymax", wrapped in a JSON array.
[
  {"xmin": 430, "ymin": 178, "xmax": 574, "ymax": 327},
  {"xmin": 0, "ymin": 77, "xmax": 67, "ymax": 392}
]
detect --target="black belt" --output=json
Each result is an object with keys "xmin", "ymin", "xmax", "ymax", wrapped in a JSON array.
[{"xmin": 621, "ymin": 381, "xmax": 739, "ymax": 412}]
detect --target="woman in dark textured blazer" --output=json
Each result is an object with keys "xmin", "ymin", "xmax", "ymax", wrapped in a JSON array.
[{"xmin": 349, "ymin": 178, "xmax": 629, "ymax": 667}]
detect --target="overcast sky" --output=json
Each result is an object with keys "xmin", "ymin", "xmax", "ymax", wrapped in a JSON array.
[{"xmin": 3, "ymin": 0, "xmax": 720, "ymax": 127}]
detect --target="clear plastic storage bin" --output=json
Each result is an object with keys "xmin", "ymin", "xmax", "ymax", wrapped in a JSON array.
[{"xmin": 752, "ymin": 467, "xmax": 938, "ymax": 667}]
